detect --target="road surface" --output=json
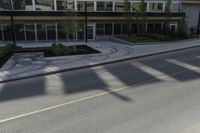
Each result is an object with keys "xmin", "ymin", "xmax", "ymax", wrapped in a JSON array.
[{"xmin": 0, "ymin": 47, "xmax": 200, "ymax": 133}]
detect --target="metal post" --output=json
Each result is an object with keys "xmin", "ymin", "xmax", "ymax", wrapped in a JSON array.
[
  {"xmin": 84, "ymin": 1, "xmax": 88, "ymax": 42},
  {"xmin": 9, "ymin": 0, "xmax": 16, "ymax": 44},
  {"xmin": 197, "ymin": 11, "xmax": 200, "ymax": 36}
]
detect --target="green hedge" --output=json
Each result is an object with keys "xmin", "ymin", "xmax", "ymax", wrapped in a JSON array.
[
  {"xmin": 0, "ymin": 44, "xmax": 16, "ymax": 58},
  {"xmin": 51, "ymin": 43, "xmax": 72, "ymax": 56}
]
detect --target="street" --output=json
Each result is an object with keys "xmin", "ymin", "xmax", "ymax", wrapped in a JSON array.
[{"xmin": 0, "ymin": 47, "xmax": 200, "ymax": 133}]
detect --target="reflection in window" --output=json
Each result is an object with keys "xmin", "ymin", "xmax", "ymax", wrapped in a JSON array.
[
  {"xmin": 149, "ymin": 3, "xmax": 163, "ymax": 12},
  {"xmin": 13, "ymin": 0, "xmax": 33, "ymax": 10},
  {"xmin": 35, "ymin": 0, "xmax": 54, "ymax": 11},
  {"xmin": 77, "ymin": 1, "xmax": 94, "ymax": 12},
  {"xmin": 131, "ymin": 3, "xmax": 140, "ymax": 11},
  {"xmin": 115, "ymin": 2, "xmax": 125, "ymax": 12},
  {"xmin": 0, "ymin": 1, "xmax": 10, "ymax": 10},
  {"xmin": 97, "ymin": 2, "xmax": 113, "ymax": 11},
  {"xmin": 171, "ymin": 3, "xmax": 180, "ymax": 12},
  {"xmin": 57, "ymin": 0, "xmax": 74, "ymax": 11}
]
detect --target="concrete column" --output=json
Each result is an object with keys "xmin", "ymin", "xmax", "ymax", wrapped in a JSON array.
[
  {"xmin": 32, "ymin": 0, "xmax": 35, "ymax": 11},
  {"xmin": 54, "ymin": 0, "xmax": 57, "ymax": 11}
]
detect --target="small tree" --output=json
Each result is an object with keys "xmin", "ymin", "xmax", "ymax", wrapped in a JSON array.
[
  {"xmin": 164, "ymin": 0, "xmax": 172, "ymax": 34},
  {"xmin": 62, "ymin": 0, "xmax": 79, "ymax": 51},
  {"xmin": 123, "ymin": 0, "xmax": 132, "ymax": 35},
  {"xmin": 135, "ymin": 0, "xmax": 147, "ymax": 35}
]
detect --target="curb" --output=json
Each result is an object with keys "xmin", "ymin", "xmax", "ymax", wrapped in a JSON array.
[
  {"xmin": 0, "ymin": 45, "xmax": 200, "ymax": 83},
  {"xmin": 113, "ymin": 37, "xmax": 200, "ymax": 46}
]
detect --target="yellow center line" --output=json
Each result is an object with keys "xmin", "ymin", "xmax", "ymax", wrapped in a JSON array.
[{"xmin": 0, "ymin": 67, "xmax": 199, "ymax": 124}]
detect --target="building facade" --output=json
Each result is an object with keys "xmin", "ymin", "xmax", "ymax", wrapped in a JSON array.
[{"xmin": 0, "ymin": 0, "xmax": 197, "ymax": 43}]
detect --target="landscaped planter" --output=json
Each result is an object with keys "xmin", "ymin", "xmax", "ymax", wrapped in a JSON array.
[{"xmin": 0, "ymin": 44, "xmax": 100, "ymax": 68}]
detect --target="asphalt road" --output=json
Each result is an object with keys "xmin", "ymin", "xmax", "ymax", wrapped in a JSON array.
[{"xmin": 0, "ymin": 47, "xmax": 200, "ymax": 133}]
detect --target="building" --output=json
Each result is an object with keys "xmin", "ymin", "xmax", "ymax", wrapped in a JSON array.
[{"xmin": 0, "ymin": 0, "xmax": 198, "ymax": 43}]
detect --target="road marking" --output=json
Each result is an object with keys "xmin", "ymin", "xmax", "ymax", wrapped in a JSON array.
[
  {"xmin": 45, "ymin": 74, "xmax": 65, "ymax": 95},
  {"xmin": 91, "ymin": 66, "xmax": 126, "ymax": 87},
  {"xmin": 131, "ymin": 62, "xmax": 177, "ymax": 82},
  {"xmin": 0, "ymin": 86, "xmax": 126, "ymax": 124},
  {"xmin": 1, "ymin": 66, "xmax": 200, "ymax": 124},
  {"xmin": 167, "ymin": 59, "xmax": 200, "ymax": 73}
]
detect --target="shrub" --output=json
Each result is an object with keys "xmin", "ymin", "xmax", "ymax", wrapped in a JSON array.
[
  {"xmin": 51, "ymin": 43, "xmax": 72, "ymax": 56},
  {"xmin": 0, "ymin": 44, "xmax": 17, "ymax": 58}
]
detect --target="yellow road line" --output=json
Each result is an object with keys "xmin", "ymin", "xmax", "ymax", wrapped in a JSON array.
[{"xmin": 0, "ymin": 67, "xmax": 199, "ymax": 124}]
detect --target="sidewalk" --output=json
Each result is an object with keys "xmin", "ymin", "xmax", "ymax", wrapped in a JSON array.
[{"xmin": 0, "ymin": 39, "xmax": 200, "ymax": 83}]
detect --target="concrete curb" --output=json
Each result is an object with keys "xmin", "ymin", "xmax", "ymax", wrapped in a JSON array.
[
  {"xmin": 0, "ymin": 45, "xmax": 199, "ymax": 83},
  {"xmin": 113, "ymin": 37, "xmax": 200, "ymax": 46}
]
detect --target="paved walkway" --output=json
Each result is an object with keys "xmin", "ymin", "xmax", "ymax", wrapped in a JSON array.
[{"xmin": 0, "ymin": 39, "xmax": 200, "ymax": 82}]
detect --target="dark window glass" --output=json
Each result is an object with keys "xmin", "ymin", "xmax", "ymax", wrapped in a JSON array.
[
  {"xmin": 57, "ymin": 24, "xmax": 66, "ymax": 40},
  {"xmin": 25, "ymin": 24, "xmax": 35, "ymax": 41},
  {"xmin": 3, "ymin": 24, "xmax": 12, "ymax": 41},
  {"xmin": 155, "ymin": 23, "xmax": 162, "ymax": 33},
  {"xmin": 122, "ymin": 24, "xmax": 129, "ymax": 34},
  {"xmin": 0, "ymin": 25, "xmax": 2, "ymax": 41},
  {"xmin": 47, "ymin": 24, "xmax": 56, "ymax": 40},
  {"xmin": 15, "ymin": 24, "xmax": 25, "ymax": 41},
  {"xmin": 37, "ymin": 24, "xmax": 47, "ymax": 40},
  {"xmin": 77, "ymin": 23, "xmax": 84, "ymax": 40},
  {"xmin": 13, "ymin": 0, "xmax": 33, "ymax": 10},
  {"xmin": 114, "ymin": 24, "xmax": 121, "ymax": 35},
  {"xmin": 147, "ymin": 23, "xmax": 154, "ymax": 33},
  {"xmin": 96, "ymin": 24, "xmax": 104, "ymax": 35},
  {"xmin": 105, "ymin": 24, "xmax": 112, "ymax": 35},
  {"xmin": 131, "ymin": 24, "xmax": 137, "ymax": 34}
]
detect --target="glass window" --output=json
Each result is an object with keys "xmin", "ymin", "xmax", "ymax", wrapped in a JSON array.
[
  {"xmin": 77, "ymin": 23, "xmax": 84, "ymax": 40},
  {"xmin": 115, "ymin": 2, "xmax": 124, "ymax": 12},
  {"xmin": 105, "ymin": 24, "xmax": 112, "ymax": 35},
  {"xmin": 149, "ymin": 3, "xmax": 163, "ymax": 12},
  {"xmin": 171, "ymin": 3, "xmax": 180, "ymax": 12},
  {"xmin": 131, "ymin": 24, "xmax": 137, "ymax": 34},
  {"xmin": 97, "ymin": 2, "xmax": 112, "ymax": 11},
  {"xmin": 122, "ymin": 24, "xmax": 129, "ymax": 34},
  {"xmin": 147, "ymin": 23, "xmax": 154, "ymax": 33},
  {"xmin": 37, "ymin": 24, "xmax": 47, "ymax": 41},
  {"xmin": 77, "ymin": 1, "xmax": 94, "ymax": 12},
  {"xmin": 0, "ymin": 1, "xmax": 10, "ymax": 10},
  {"xmin": 2, "ymin": 24, "xmax": 12, "ymax": 41},
  {"xmin": 57, "ymin": 23, "xmax": 66, "ymax": 40},
  {"xmin": 13, "ymin": 0, "xmax": 33, "ymax": 10},
  {"xmin": 15, "ymin": 24, "xmax": 25, "ymax": 41},
  {"xmin": 47, "ymin": 24, "xmax": 56, "ymax": 40},
  {"xmin": 96, "ymin": 24, "xmax": 104, "ymax": 35},
  {"xmin": 0, "ymin": 25, "xmax": 3, "ymax": 41},
  {"xmin": 114, "ymin": 24, "xmax": 121, "ymax": 35},
  {"xmin": 131, "ymin": 3, "xmax": 140, "ymax": 11},
  {"xmin": 57, "ymin": 0, "xmax": 74, "ymax": 11},
  {"xmin": 25, "ymin": 24, "xmax": 35, "ymax": 41},
  {"xmin": 35, "ymin": 0, "xmax": 54, "ymax": 11}
]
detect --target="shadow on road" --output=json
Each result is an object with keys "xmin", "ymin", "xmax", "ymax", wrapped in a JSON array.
[{"xmin": 0, "ymin": 48, "xmax": 200, "ymax": 102}]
